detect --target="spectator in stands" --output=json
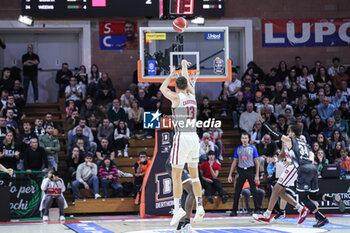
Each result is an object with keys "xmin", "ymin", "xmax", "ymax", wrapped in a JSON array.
[
  {"xmin": 241, "ymin": 179, "xmax": 265, "ymax": 214},
  {"xmin": 297, "ymin": 66, "xmax": 314, "ymax": 90},
  {"xmin": 318, "ymin": 97, "xmax": 336, "ymax": 122},
  {"xmin": 128, "ymin": 100, "xmax": 144, "ymax": 134},
  {"xmin": 0, "ymin": 67, "xmax": 14, "ymax": 93},
  {"xmin": 276, "ymin": 61, "xmax": 288, "ymax": 82},
  {"xmin": 274, "ymin": 98, "xmax": 293, "ymax": 118},
  {"xmin": 0, "ymin": 116, "xmax": 12, "ymax": 141},
  {"xmin": 340, "ymin": 148, "xmax": 350, "ymax": 177},
  {"xmin": 97, "ymin": 72, "xmax": 115, "ymax": 104},
  {"xmin": 87, "ymin": 64, "xmax": 100, "ymax": 98},
  {"xmin": 328, "ymin": 141, "xmax": 343, "ymax": 164},
  {"xmin": 19, "ymin": 120, "xmax": 37, "ymax": 153},
  {"xmin": 72, "ymin": 154, "xmax": 101, "ymax": 201},
  {"xmin": 137, "ymin": 81, "xmax": 150, "ymax": 93},
  {"xmin": 200, "ymin": 150, "xmax": 227, "ymax": 204},
  {"xmin": 309, "ymin": 114, "xmax": 325, "ymax": 142},
  {"xmin": 333, "ymin": 89, "xmax": 347, "ymax": 109},
  {"xmin": 3, "ymin": 94, "xmax": 23, "ymax": 122},
  {"xmin": 66, "ymin": 146, "xmax": 85, "ymax": 188},
  {"xmin": 290, "ymin": 56, "xmax": 303, "ymax": 76},
  {"xmin": 307, "ymin": 81, "xmax": 318, "ymax": 107},
  {"xmin": 310, "ymin": 60, "xmax": 321, "ymax": 76},
  {"xmin": 257, "ymin": 134, "xmax": 277, "ymax": 179},
  {"xmin": 39, "ymin": 125, "xmax": 60, "ymax": 171},
  {"xmin": 316, "ymin": 133, "xmax": 329, "ymax": 156},
  {"xmin": 96, "ymin": 138, "xmax": 115, "ymax": 166},
  {"xmin": 80, "ymin": 98, "xmax": 103, "ymax": 121},
  {"xmin": 114, "ymin": 121, "xmax": 130, "ymax": 157},
  {"xmin": 34, "ymin": 117, "xmax": 45, "ymax": 137},
  {"xmin": 199, "ymin": 132, "xmax": 216, "ymax": 163},
  {"xmin": 340, "ymin": 81, "xmax": 350, "ymax": 99},
  {"xmin": 65, "ymin": 77, "xmax": 82, "ymax": 107},
  {"xmin": 272, "ymin": 82, "xmax": 284, "ymax": 105},
  {"xmin": 263, "ymin": 68, "xmax": 278, "ymax": 92},
  {"xmin": 256, "ymin": 82, "xmax": 273, "ymax": 100},
  {"xmin": 322, "ymin": 117, "xmax": 339, "ymax": 139},
  {"xmin": 5, "ymin": 109, "xmax": 18, "ymax": 134},
  {"xmin": 315, "ymin": 66, "xmax": 332, "ymax": 88},
  {"xmin": 315, "ymin": 149, "xmax": 328, "ymax": 176},
  {"xmin": 66, "ymin": 100, "xmax": 79, "ymax": 119},
  {"xmin": 239, "ymin": 102, "xmax": 258, "ymax": 134},
  {"xmin": 22, "ymin": 44, "xmax": 40, "ymax": 102},
  {"xmin": 69, "ymin": 126, "xmax": 90, "ymax": 151},
  {"xmin": 0, "ymin": 89, "xmax": 8, "ymax": 109},
  {"xmin": 98, "ymin": 157, "xmax": 123, "ymax": 198},
  {"xmin": 56, "ymin": 63, "xmax": 73, "ymax": 98},
  {"xmin": 87, "ymin": 113, "xmax": 99, "ymax": 140},
  {"xmin": 43, "ymin": 112, "xmax": 57, "ymax": 131},
  {"xmin": 72, "ymin": 119, "xmax": 97, "ymax": 152},
  {"xmin": 40, "ymin": 170, "xmax": 67, "ymax": 222},
  {"xmin": 66, "ymin": 110, "xmax": 80, "ymax": 131},
  {"xmin": 23, "ymin": 138, "xmax": 48, "ymax": 173},
  {"xmin": 312, "ymin": 142, "xmax": 321, "ymax": 155},
  {"xmin": 221, "ymin": 69, "xmax": 241, "ymax": 116},
  {"xmin": 276, "ymin": 114, "xmax": 288, "ymax": 134},
  {"xmin": 231, "ymin": 91, "xmax": 246, "ymax": 128},
  {"xmin": 136, "ymin": 89, "xmax": 153, "ymax": 111},
  {"xmin": 294, "ymin": 94, "xmax": 309, "ymax": 120},
  {"xmin": 287, "ymin": 82, "xmax": 302, "ymax": 105},
  {"xmin": 252, "ymin": 91, "xmax": 263, "ymax": 110},
  {"xmin": 339, "ymin": 101, "xmax": 350, "ymax": 121},
  {"xmin": 97, "ymin": 118, "xmax": 114, "ymax": 144},
  {"xmin": 324, "ymin": 84, "xmax": 333, "ymax": 99},
  {"xmin": 241, "ymin": 74, "xmax": 256, "ymax": 94},
  {"xmin": 262, "ymin": 106, "xmax": 276, "ymax": 125},
  {"xmin": 247, "ymin": 61, "xmax": 265, "ymax": 82},
  {"xmin": 120, "ymin": 89, "xmax": 134, "ymax": 114},
  {"xmin": 242, "ymin": 84, "xmax": 254, "ymax": 103},
  {"xmin": 75, "ymin": 65, "xmax": 88, "ymax": 99},
  {"xmin": 283, "ymin": 68, "xmax": 297, "ymax": 89},
  {"xmin": 108, "ymin": 98, "xmax": 127, "ymax": 127},
  {"xmin": 12, "ymin": 80, "xmax": 26, "ymax": 108},
  {"xmin": 199, "ymin": 97, "xmax": 214, "ymax": 121},
  {"xmin": 333, "ymin": 66, "xmax": 348, "ymax": 89},
  {"xmin": 328, "ymin": 57, "xmax": 340, "ymax": 77},
  {"xmin": 250, "ymin": 121, "xmax": 263, "ymax": 145},
  {"xmin": 0, "ymin": 131, "xmax": 20, "ymax": 170},
  {"xmin": 328, "ymin": 130, "xmax": 346, "ymax": 151},
  {"xmin": 75, "ymin": 139, "xmax": 88, "ymax": 157},
  {"xmin": 334, "ymin": 110, "xmax": 349, "ymax": 137},
  {"xmin": 284, "ymin": 108, "xmax": 296, "ymax": 125},
  {"xmin": 133, "ymin": 151, "xmax": 151, "ymax": 201}
]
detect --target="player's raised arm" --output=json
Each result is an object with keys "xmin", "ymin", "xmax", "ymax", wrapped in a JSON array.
[
  {"xmin": 181, "ymin": 60, "xmax": 195, "ymax": 96},
  {"xmin": 160, "ymin": 65, "xmax": 179, "ymax": 103},
  {"xmin": 257, "ymin": 108, "xmax": 292, "ymax": 147}
]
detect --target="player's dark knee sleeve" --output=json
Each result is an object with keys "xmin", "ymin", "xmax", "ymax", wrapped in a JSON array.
[
  {"xmin": 299, "ymin": 192, "xmax": 317, "ymax": 212},
  {"xmin": 309, "ymin": 192, "xmax": 323, "ymax": 202}
]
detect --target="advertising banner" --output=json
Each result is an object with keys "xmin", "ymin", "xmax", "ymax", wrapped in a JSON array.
[{"xmin": 262, "ymin": 19, "xmax": 350, "ymax": 47}]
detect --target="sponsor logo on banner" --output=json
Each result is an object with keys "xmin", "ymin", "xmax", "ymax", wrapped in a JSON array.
[
  {"xmin": 213, "ymin": 57, "xmax": 224, "ymax": 74},
  {"xmin": 148, "ymin": 60, "xmax": 156, "ymax": 75},
  {"xmin": 262, "ymin": 18, "xmax": 350, "ymax": 47},
  {"xmin": 204, "ymin": 32, "xmax": 223, "ymax": 40},
  {"xmin": 99, "ymin": 35, "xmax": 127, "ymax": 50},
  {"xmin": 143, "ymin": 110, "xmax": 161, "ymax": 129},
  {"xmin": 65, "ymin": 223, "xmax": 114, "ymax": 233},
  {"xmin": 146, "ymin": 33, "xmax": 166, "ymax": 40}
]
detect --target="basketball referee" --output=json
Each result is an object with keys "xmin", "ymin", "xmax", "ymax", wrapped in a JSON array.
[{"xmin": 228, "ymin": 132, "xmax": 260, "ymax": 216}]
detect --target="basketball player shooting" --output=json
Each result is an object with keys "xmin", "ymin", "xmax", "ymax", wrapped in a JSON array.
[{"xmin": 160, "ymin": 59, "xmax": 205, "ymax": 226}]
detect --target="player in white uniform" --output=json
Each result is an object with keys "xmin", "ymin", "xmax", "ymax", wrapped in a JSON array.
[{"xmin": 160, "ymin": 60, "xmax": 205, "ymax": 227}]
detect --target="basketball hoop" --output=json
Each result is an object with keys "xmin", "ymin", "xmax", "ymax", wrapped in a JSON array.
[{"xmin": 175, "ymin": 70, "xmax": 200, "ymax": 88}]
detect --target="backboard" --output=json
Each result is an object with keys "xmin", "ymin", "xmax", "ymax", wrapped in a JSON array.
[{"xmin": 138, "ymin": 26, "xmax": 231, "ymax": 83}]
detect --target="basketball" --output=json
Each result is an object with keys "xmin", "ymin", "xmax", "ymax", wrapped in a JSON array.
[{"xmin": 173, "ymin": 17, "xmax": 188, "ymax": 33}]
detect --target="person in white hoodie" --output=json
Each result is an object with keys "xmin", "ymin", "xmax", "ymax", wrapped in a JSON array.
[{"xmin": 40, "ymin": 169, "xmax": 68, "ymax": 221}]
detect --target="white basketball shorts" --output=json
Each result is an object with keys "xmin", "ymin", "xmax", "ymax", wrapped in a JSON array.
[
  {"xmin": 170, "ymin": 132, "xmax": 199, "ymax": 167},
  {"xmin": 277, "ymin": 163, "xmax": 298, "ymax": 187}
]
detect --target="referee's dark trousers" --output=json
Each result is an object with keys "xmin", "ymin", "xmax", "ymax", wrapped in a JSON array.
[{"xmin": 233, "ymin": 167, "xmax": 259, "ymax": 212}]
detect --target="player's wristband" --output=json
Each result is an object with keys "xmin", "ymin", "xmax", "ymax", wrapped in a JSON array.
[
  {"xmin": 262, "ymin": 121, "xmax": 283, "ymax": 140},
  {"xmin": 274, "ymin": 157, "xmax": 278, "ymax": 163}
]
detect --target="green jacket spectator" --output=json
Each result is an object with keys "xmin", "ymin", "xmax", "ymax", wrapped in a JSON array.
[{"xmin": 39, "ymin": 125, "xmax": 60, "ymax": 171}]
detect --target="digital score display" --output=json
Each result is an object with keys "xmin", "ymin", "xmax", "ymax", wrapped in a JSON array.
[
  {"xmin": 165, "ymin": 0, "xmax": 224, "ymax": 18},
  {"xmin": 22, "ymin": 0, "xmax": 160, "ymax": 17}
]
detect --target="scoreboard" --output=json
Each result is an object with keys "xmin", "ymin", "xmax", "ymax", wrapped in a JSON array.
[{"xmin": 22, "ymin": 0, "xmax": 224, "ymax": 18}]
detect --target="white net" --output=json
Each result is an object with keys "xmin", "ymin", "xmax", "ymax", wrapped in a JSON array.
[{"xmin": 174, "ymin": 70, "xmax": 199, "ymax": 89}]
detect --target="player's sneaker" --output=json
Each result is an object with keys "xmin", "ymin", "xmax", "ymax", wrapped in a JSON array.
[
  {"xmin": 313, "ymin": 218, "xmax": 329, "ymax": 228},
  {"xmin": 252, "ymin": 212, "xmax": 272, "ymax": 223},
  {"xmin": 193, "ymin": 206, "xmax": 205, "ymax": 224},
  {"xmin": 298, "ymin": 206, "xmax": 310, "ymax": 224},
  {"xmin": 182, "ymin": 224, "xmax": 196, "ymax": 233},
  {"xmin": 333, "ymin": 194, "xmax": 346, "ymax": 212},
  {"xmin": 170, "ymin": 208, "xmax": 186, "ymax": 226},
  {"xmin": 270, "ymin": 210, "xmax": 285, "ymax": 223}
]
